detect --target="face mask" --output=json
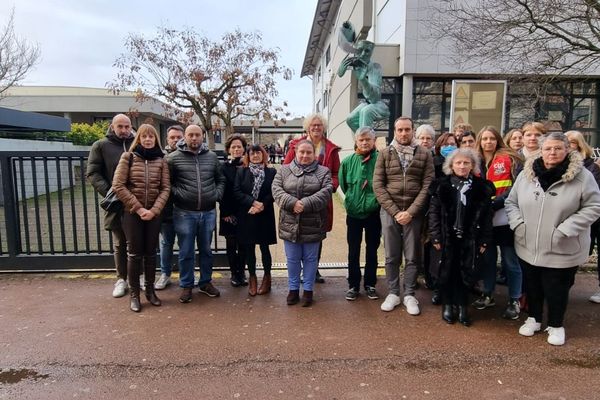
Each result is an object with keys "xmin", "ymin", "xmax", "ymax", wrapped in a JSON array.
[{"xmin": 440, "ymin": 145, "xmax": 457, "ymax": 158}]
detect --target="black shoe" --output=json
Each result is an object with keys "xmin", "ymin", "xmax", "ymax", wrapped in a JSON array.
[
  {"xmin": 179, "ymin": 287, "xmax": 193, "ymax": 303},
  {"xmin": 473, "ymin": 294, "xmax": 495, "ymax": 310},
  {"xmin": 442, "ymin": 304, "xmax": 456, "ymax": 324},
  {"xmin": 431, "ymin": 290, "xmax": 441, "ymax": 305},
  {"xmin": 458, "ymin": 305, "xmax": 472, "ymax": 326},
  {"xmin": 365, "ymin": 286, "xmax": 379, "ymax": 300},
  {"xmin": 345, "ymin": 288, "xmax": 359, "ymax": 301},
  {"xmin": 315, "ymin": 271, "xmax": 325, "ymax": 284},
  {"xmin": 199, "ymin": 283, "xmax": 220, "ymax": 297},
  {"xmin": 502, "ymin": 299, "xmax": 521, "ymax": 320}
]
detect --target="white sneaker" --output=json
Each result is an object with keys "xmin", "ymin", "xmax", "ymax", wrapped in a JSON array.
[
  {"xmin": 112, "ymin": 278, "xmax": 128, "ymax": 298},
  {"xmin": 140, "ymin": 274, "xmax": 146, "ymax": 291},
  {"xmin": 403, "ymin": 295, "xmax": 421, "ymax": 316},
  {"xmin": 518, "ymin": 317, "xmax": 541, "ymax": 336},
  {"xmin": 545, "ymin": 326, "xmax": 565, "ymax": 346},
  {"xmin": 155, "ymin": 273, "xmax": 171, "ymax": 290},
  {"xmin": 589, "ymin": 291, "xmax": 600, "ymax": 303},
  {"xmin": 380, "ymin": 294, "xmax": 401, "ymax": 312}
]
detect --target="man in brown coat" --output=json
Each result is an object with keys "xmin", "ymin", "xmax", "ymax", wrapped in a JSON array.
[{"xmin": 373, "ymin": 116, "xmax": 434, "ymax": 315}]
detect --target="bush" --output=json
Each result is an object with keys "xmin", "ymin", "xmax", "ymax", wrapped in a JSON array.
[{"xmin": 67, "ymin": 121, "xmax": 109, "ymax": 145}]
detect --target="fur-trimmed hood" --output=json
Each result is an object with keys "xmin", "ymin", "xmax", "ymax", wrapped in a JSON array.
[{"xmin": 522, "ymin": 150, "xmax": 583, "ymax": 184}]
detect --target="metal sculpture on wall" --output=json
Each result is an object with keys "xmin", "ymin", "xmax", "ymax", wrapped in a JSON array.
[{"xmin": 337, "ymin": 21, "xmax": 390, "ymax": 135}]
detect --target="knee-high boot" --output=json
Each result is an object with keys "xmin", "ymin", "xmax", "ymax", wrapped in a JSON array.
[
  {"xmin": 144, "ymin": 255, "xmax": 161, "ymax": 306},
  {"xmin": 128, "ymin": 253, "xmax": 142, "ymax": 312}
]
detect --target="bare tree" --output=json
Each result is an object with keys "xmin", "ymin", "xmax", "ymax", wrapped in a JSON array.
[
  {"xmin": 0, "ymin": 9, "xmax": 40, "ymax": 98},
  {"xmin": 109, "ymin": 27, "xmax": 292, "ymax": 147},
  {"xmin": 431, "ymin": 0, "xmax": 600, "ymax": 77}
]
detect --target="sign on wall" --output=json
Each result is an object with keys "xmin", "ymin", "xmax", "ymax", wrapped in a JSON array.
[{"xmin": 450, "ymin": 80, "xmax": 507, "ymax": 133}]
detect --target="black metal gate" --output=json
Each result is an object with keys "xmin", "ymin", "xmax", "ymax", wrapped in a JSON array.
[{"xmin": 0, "ymin": 151, "xmax": 225, "ymax": 272}]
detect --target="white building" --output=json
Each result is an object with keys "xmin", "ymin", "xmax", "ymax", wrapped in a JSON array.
[{"xmin": 302, "ymin": 0, "xmax": 600, "ymax": 156}]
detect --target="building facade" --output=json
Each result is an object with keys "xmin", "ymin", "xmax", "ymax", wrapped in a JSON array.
[{"xmin": 302, "ymin": 0, "xmax": 600, "ymax": 156}]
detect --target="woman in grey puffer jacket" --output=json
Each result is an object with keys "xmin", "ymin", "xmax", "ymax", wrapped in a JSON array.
[
  {"xmin": 273, "ymin": 140, "xmax": 333, "ymax": 307},
  {"xmin": 506, "ymin": 132, "xmax": 600, "ymax": 346}
]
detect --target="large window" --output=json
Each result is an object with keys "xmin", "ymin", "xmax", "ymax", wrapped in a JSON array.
[{"xmin": 413, "ymin": 77, "xmax": 600, "ymax": 145}]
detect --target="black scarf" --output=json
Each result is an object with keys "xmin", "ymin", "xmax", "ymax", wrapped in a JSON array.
[
  {"xmin": 228, "ymin": 157, "xmax": 243, "ymax": 166},
  {"xmin": 532, "ymin": 156, "xmax": 570, "ymax": 192},
  {"xmin": 133, "ymin": 144, "xmax": 164, "ymax": 160}
]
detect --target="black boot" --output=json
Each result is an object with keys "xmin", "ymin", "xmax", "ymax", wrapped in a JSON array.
[
  {"xmin": 431, "ymin": 289, "xmax": 441, "ymax": 305},
  {"xmin": 143, "ymin": 256, "xmax": 161, "ymax": 306},
  {"xmin": 127, "ymin": 254, "xmax": 142, "ymax": 312},
  {"xmin": 145, "ymin": 287, "xmax": 162, "ymax": 306},
  {"xmin": 442, "ymin": 304, "xmax": 456, "ymax": 324},
  {"xmin": 130, "ymin": 288, "xmax": 141, "ymax": 312},
  {"xmin": 458, "ymin": 305, "xmax": 472, "ymax": 326}
]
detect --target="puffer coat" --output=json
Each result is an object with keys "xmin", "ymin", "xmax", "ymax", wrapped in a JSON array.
[
  {"xmin": 505, "ymin": 151, "xmax": 600, "ymax": 268},
  {"xmin": 167, "ymin": 141, "xmax": 225, "ymax": 211},
  {"xmin": 112, "ymin": 151, "xmax": 170, "ymax": 216},
  {"xmin": 373, "ymin": 144, "xmax": 434, "ymax": 218},
  {"xmin": 272, "ymin": 160, "xmax": 333, "ymax": 243}
]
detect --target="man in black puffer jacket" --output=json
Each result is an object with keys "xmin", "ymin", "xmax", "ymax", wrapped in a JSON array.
[
  {"xmin": 167, "ymin": 124, "xmax": 225, "ymax": 303},
  {"xmin": 86, "ymin": 114, "xmax": 134, "ymax": 299}
]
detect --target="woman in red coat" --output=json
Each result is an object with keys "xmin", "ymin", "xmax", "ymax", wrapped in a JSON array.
[{"xmin": 283, "ymin": 113, "xmax": 340, "ymax": 282}]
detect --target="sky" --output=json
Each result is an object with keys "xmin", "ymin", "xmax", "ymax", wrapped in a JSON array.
[{"xmin": 0, "ymin": 0, "xmax": 318, "ymax": 117}]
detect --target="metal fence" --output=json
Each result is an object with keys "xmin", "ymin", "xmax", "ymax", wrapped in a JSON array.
[{"xmin": 0, "ymin": 151, "xmax": 226, "ymax": 272}]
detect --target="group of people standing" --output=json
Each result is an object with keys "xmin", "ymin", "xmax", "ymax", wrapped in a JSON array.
[
  {"xmin": 87, "ymin": 112, "xmax": 600, "ymax": 347},
  {"xmin": 372, "ymin": 118, "xmax": 600, "ymax": 346}
]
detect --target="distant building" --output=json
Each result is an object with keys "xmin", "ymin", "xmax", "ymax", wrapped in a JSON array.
[{"xmin": 2, "ymin": 86, "xmax": 179, "ymax": 141}]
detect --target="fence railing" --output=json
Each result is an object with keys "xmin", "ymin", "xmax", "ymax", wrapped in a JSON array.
[{"xmin": 0, "ymin": 151, "xmax": 226, "ymax": 272}]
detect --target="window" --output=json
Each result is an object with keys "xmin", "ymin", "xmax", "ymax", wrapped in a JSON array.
[{"xmin": 325, "ymin": 45, "xmax": 331, "ymax": 66}]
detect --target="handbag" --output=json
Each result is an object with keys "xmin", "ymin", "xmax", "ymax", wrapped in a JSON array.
[
  {"xmin": 100, "ymin": 153, "xmax": 133, "ymax": 213},
  {"xmin": 100, "ymin": 188, "xmax": 122, "ymax": 212}
]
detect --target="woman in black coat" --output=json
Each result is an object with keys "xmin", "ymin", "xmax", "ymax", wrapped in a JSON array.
[
  {"xmin": 429, "ymin": 148, "xmax": 494, "ymax": 326},
  {"xmin": 234, "ymin": 144, "xmax": 277, "ymax": 296},
  {"xmin": 219, "ymin": 134, "xmax": 248, "ymax": 287}
]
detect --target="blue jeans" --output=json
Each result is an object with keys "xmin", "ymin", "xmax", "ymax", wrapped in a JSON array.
[
  {"xmin": 159, "ymin": 222, "xmax": 176, "ymax": 276},
  {"xmin": 284, "ymin": 241, "xmax": 320, "ymax": 291},
  {"xmin": 173, "ymin": 207, "xmax": 216, "ymax": 288},
  {"xmin": 483, "ymin": 245, "xmax": 522, "ymax": 300}
]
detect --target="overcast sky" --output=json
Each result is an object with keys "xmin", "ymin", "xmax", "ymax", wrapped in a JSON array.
[{"xmin": 0, "ymin": 0, "xmax": 317, "ymax": 117}]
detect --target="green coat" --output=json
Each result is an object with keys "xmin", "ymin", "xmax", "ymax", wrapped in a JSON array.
[{"xmin": 339, "ymin": 150, "xmax": 380, "ymax": 219}]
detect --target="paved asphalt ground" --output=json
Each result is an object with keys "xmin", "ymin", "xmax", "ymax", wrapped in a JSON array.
[
  {"xmin": 1, "ymin": 194, "xmax": 600, "ymax": 399},
  {"xmin": 1, "ymin": 271, "xmax": 599, "ymax": 399}
]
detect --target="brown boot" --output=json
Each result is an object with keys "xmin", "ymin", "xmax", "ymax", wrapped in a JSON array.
[
  {"xmin": 248, "ymin": 275, "xmax": 258, "ymax": 296},
  {"xmin": 286, "ymin": 289, "xmax": 300, "ymax": 305},
  {"xmin": 145, "ymin": 287, "xmax": 162, "ymax": 306},
  {"xmin": 257, "ymin": 273, "xmax": 271, "ymax": 295},
  {"xmin": 301, "ymin": 290, "xmax": 313, "ymax": 307}
]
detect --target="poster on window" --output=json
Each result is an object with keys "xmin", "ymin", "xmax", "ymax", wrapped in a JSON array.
[{"xmin": 450, "ymin": 80, "xmax": 507, "ymax": 133}]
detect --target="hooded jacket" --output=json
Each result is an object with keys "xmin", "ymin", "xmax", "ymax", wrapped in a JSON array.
[
  {"xmin": 505, "ymin": 151, "xmax": 600, "ymax": 268},
  {"xmin": 166, "ymin": 140, "xmax": 225, "ymax": 212},
  {"xmin": 86, "ymin": 129, "xmax": 135, "ymax": 230},
  {"xmin": 338, "ymin": 149, "xmax": 379, "ymax": 219},
  {"xmin": 272, "ymin": 160, "xmax": 333, "ymax": 243}
]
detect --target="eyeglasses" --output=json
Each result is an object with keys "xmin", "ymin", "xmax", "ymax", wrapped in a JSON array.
[{"xmin": 541, "ymin": 146, "xmax": 566, "ymax": 153}]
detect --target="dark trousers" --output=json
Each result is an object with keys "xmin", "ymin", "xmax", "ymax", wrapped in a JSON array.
[
  {"xmin": 346, "ymin": 211, "xmax": 382, "ymax": 290},
  {"xmin": 122, "ymin": 212, "xmax": 162, "ymax": 290},
  {"xmin": 246, "ymin": 243, "xmax": 272, "ymax": 275},
  {"xmin": 440, "ymin": 237, "xmax": 470, "ymax": 306},
  {"xmin": 521, "ymin": 259, "xmax": 577, "ymax": 327},
  {"xmin": 226, "ymin": 236, "xmax": 246, "ymax": 279},
  {"xmin": 590, "ymin": 220, "xmax": 600, "ymax": 286}
]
